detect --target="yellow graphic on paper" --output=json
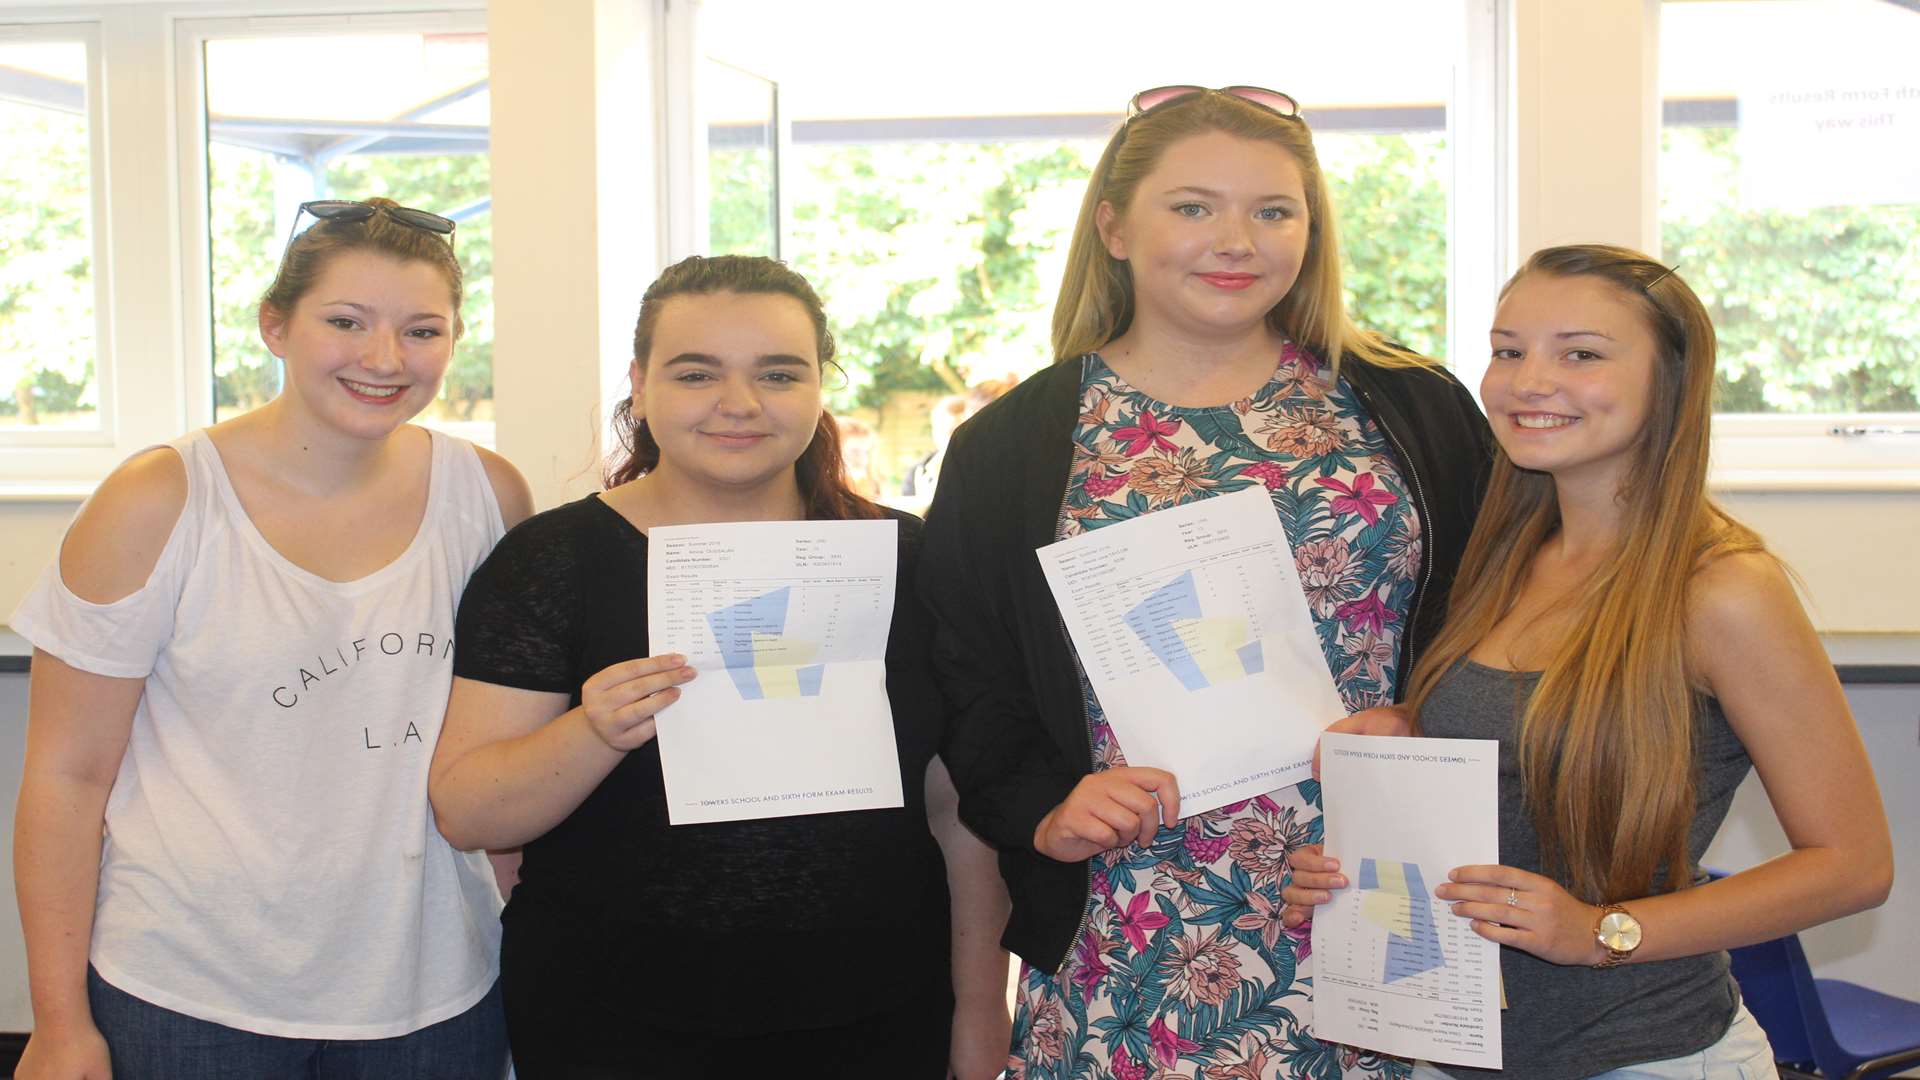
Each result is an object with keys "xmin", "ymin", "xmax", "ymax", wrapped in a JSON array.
[
  {"xmin": 745, "ymin": 633, "xmax": 823, "ymax": 699},
  {"xmin": 707, "ymin": 586, "xmax": 826, "ymax": 700},
  {"xmin": 1124, "ymin": 572, "xmax": 1267, "ymax": 691},
  {"xmin": 1360, "ymin": 859, "xmax": 1417, "ymax": 937},
  {"xmin": 1170, "ymin": 617, "xmax": 1256, "ymax": 687},
  {"xmin": 1357, "ymin": 859, "xmax": 1446, "ymax": 981}
]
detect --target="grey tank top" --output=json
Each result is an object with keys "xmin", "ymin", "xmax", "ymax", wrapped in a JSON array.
[{"xmin": 1421, "ymin": 660, "xmax": 1753, "ymax": 1079}]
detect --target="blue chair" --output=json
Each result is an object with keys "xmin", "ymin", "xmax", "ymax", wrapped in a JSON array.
[
  {"xmin": 1726, "ymin": 931, "xmax": 1817, "ymax": 1073},
  {"xmin": 1726, "ymin": 925, "xmax": 1920, "ymax": 1080}
]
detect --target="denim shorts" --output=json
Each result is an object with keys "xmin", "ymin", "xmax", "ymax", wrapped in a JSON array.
[
  {"xmin": 87, "ymin": 965, "xmax": 509, "ymax": 1080},
  {"xmin": 1409, "ymin": 999, "xmax": 1777, "ymax": 1079}
]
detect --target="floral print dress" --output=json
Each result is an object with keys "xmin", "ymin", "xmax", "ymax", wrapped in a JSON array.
[{"xmin": 1008, "ymin": 348, "xmax": 1423, "ymax": 1080}]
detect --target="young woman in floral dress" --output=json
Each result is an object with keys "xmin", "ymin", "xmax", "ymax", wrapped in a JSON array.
[{"xmin": 919, "ymin": 87, "xmax": 1492, "ymax": 1079}]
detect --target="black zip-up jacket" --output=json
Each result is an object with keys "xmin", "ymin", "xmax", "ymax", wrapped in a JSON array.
[{"xmin": 918, "ymin": 352, "xmax": 1494, "ymax": 972}]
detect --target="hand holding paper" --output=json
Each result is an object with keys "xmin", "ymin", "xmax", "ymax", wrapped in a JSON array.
[
  {"xmin": 578, "ymin": 653, "xmax": 697, "ymax": 751},
  {"xmin": 1311, "ymin": 733, "xmax": 1504, "ymax": 1069},
  {"xmin": 1033, "ymin": 767, "xmax": 1180, "ymax": 860}
]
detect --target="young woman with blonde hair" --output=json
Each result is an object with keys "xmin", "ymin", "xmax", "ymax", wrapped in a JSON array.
[
  {"xmin": 11, "ymin": 198, "xmax": 529, "ymax": 1079},
  {"xmin": 1283, "ymin": 245, "xmax": 1892, "ymax": 1077},
  {"xmin": 920, "ymin": 87, "xmax": 1492, "ymax": 1078}
]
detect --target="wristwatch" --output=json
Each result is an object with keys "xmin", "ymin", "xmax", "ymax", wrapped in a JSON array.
[{"xmin": 1592, "ymin": 904, "xmax": 1642, "ymax": 968}]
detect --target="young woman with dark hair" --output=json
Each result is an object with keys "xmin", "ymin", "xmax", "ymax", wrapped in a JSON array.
[
  {"xmin": 11, "ymin": 197, "xmax": 530, "ymax": 1079},
  {"xmin": 429, "ymin": 254, "xmax": 1012, "ymax": 1079}
]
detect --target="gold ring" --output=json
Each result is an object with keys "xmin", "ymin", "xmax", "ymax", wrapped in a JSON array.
[{"xmin": 1505, "ymin": 888, "xmax": 1518, "ymax": 907}]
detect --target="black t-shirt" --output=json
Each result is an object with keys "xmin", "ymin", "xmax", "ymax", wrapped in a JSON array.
[{"xmin": 453, "ymin": 496, "xmax": 951, "ymax": 1038}]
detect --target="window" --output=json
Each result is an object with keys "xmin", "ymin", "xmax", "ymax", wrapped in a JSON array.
[
  {"xmin": 183, "ymin": 15, "xmax": 493, "ymax": 439},
  {"xmin": 694, "ymin": 0, "xmax": 1472, "ymax": 502},
  {"xmin": 1660, "ymin": 0, "xmax": 1920, "ymax": 478},
  {"xmin": 707, "ymin": 58, "xmax": 780, "ymax": 258},
  {"xmin": 0, "ymin": 28, "xmax": 105, "ymax": 443}
]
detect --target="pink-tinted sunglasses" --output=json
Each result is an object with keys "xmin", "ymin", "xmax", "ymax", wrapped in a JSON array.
[{"xmin": 1127, "ymin": 85, "xmax": 1301, "ymax": 122}]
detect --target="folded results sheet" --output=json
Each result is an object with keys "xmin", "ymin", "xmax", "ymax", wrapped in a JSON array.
[
  {"xmin": 647, "ymin": 519, "xmax": 905, "ymax": 825},
  {"xmin": 1036, "ymin": 485, "xmax": 1346, "ymax": 816},
  {"xmin": 1313, "ymin": 733, "xmax": 1503, "ymax": 1069}
]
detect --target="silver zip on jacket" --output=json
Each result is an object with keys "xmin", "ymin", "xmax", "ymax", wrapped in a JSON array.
[{"xmin": 1051, "ymin": 437, "xmax": 1100, "ymax": 977}]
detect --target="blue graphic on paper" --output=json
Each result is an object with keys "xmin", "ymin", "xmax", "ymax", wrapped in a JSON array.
[
  {"xmin": 1358, "ymin": 858, "xmax": 1447, "ymax": 982},
  {"xmin": 705, "ymin": 586, "xmax": 826, "ymax": 700},
  {"xmin": 1122, "ymin": 570, "xmax": 1264, "ymax": 691}
]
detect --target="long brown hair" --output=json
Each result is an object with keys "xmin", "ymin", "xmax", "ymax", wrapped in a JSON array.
[
  {"xmin": 605, "ymin": 254, "xmax": 886, "ymax": 522},
  {"xmin": 261, "ymin": 196, "xmax": 465, "ymax": 337},
  {"xmin": 1051, "ymin": 90, "xmax": 1427, "ymax": 373},
  {"xmin": 1406, "ymin": 244, "xmax": 1765, "ymax": 904}
]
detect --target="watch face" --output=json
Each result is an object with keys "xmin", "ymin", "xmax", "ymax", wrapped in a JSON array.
[{"xmin": 1599, "ymin": 911, "xmax": 1643, "ymax": 951}]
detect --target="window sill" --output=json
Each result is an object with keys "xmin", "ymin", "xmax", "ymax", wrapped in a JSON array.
[
  {"xmin": 1, "ymin": 630, "xmax": 28, "ymax": 674},
  {"xmin": 1708, "ymin": 468, "xmax": 1920, "ymax": 494},
  {"xmin": 0, "ymin": 482, "xmax": 93, "ymax": 504}
]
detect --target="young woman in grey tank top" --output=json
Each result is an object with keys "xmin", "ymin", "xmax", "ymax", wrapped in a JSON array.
[{"xmin": 1278, "ymin": 245, "xmax": 1891, "ymax": 1078}]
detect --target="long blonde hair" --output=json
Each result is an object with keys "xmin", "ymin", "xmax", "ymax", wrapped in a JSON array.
[
  {"xmin": 1051, "ymin": 90, "xmax": 1424, "ymax": 372},
  {"xmin": 1406, "ymin": 244, "xmax": 1765, "ymax": 904}
]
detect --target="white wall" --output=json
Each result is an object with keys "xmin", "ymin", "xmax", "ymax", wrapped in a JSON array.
[
  {"xmin": 1705, "ymin": 684, "xmax": 1920, "ymax": 1001},
  {"xmin": 0, "ymin": 503, "xmax": 71, "ymax": 621}
]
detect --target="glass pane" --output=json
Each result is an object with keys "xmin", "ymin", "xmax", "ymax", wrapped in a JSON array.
[
  {"xmin": 203, "ymin": 31, "xmax": 493, "ymax": 432},
  {"xmin": 1318, "ymin": 129, "xmax": 1449, "ymax": 366},
  {"xmin": 0, "ymin": 40, "xmax": 98, "ymax": 432},
  {"xmin": 703, "ymin": 0, "xmax": 1456, "ymax": 500},
  {"xmin": 780, "ymin": 139, "xmax": 1094, "ymax": 495},
  {"xmin": 1661, "ymin": 0, "xmax": 1920, "ymax": 414},
  {"xmin": 707, "ymin": 58, "xmax": 777, "ymax": 257}
]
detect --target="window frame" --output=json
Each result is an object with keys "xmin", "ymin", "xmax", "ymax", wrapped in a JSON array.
[
  {"xmin": 675, "ymin": 0, "xmax": 1500, "ymax": 497},
  {"xmin": 0, "ymin": 18, "xmax": 118, "ymax": 471},
  {"xmin": 9, "ymin": 0, "xmax": 1910, "ymax": 493},
  {"xmin": 0, "ymin": 0, "xmax": 487, "ymax": 492},
  {"xmin": 172, "ymin": 6, "xmax": 489, "ymax": 436},
  {"xmin": 1650, "ymin": 0, "xmax": 1920, "ymax": 488}
]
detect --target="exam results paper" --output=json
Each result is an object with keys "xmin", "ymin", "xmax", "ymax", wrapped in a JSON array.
[
  {"xmin": 1036, "ymin": 485, "xmax": 1347, "ymax": 817},
  {"xmin": 1313, "ymin": 733, "xmax": 1503, "ymax": 1069},
  {"xmin": 646, "ymin": 518, "xmax": 905, "ymax": 825}
]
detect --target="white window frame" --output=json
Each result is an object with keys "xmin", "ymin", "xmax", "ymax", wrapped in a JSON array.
[
  {"xmin": 663, "ymin": 0, "xmax": 791, "ymax": 264},
  {"xmin": 12, "ymin": 0, "xmax": 1908, "ymax": 495},
  {"xmin": 1466, "ymin": 0, "xmax": 1918, "ymax": 492},
  {"xmin": 672, "ymin": 1, "xmax": 1502, "ymax": 400},
  {"xmin": 1447, "ymin": 0, "xmax": 1509, "ymax": 397},
  {"xmin": 0, "ymin": 0, "xmax": 485, "ymax": 494},
  {"xmin": 174, "ymin": 6, "xmax": 488, "ymax": 435},
  {"xmin": 0, "ymin": 16, "xmax": 137, "ymax": 487},
  {"xmin": 1644, "ymin": 1, "xmax": 1915, "ymax": 488}
]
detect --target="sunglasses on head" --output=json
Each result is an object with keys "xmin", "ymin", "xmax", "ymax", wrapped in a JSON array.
[
  {"xmin": 1127, "ymin": 85, "xmax": 1301, "ymax": 123},
  {"xmin": 286, "ymin": 200, "xmax": 456, "ymax": 249}
]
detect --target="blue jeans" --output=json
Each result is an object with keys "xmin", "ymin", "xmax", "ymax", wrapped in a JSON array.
[
  {"xmin": 1408, "ymin": 1000, "xmax": 1777, "ymax": 1078},
  {"xmin": 88, "ymin": 966, "xmax": 508, "ymax": 1080}
]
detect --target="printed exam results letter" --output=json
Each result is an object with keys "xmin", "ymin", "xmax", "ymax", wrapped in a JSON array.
[
  {"xmin": 1312, "ymin": 733, "xmax": 1503, "ymax": 1069},
  {"xmin": 647, "ymin": 519, "xmax": 905, "ymax": 824},
  {"xmin": 1036, "ymin": 486, "xmax": 1345, "ymax": 816}
]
